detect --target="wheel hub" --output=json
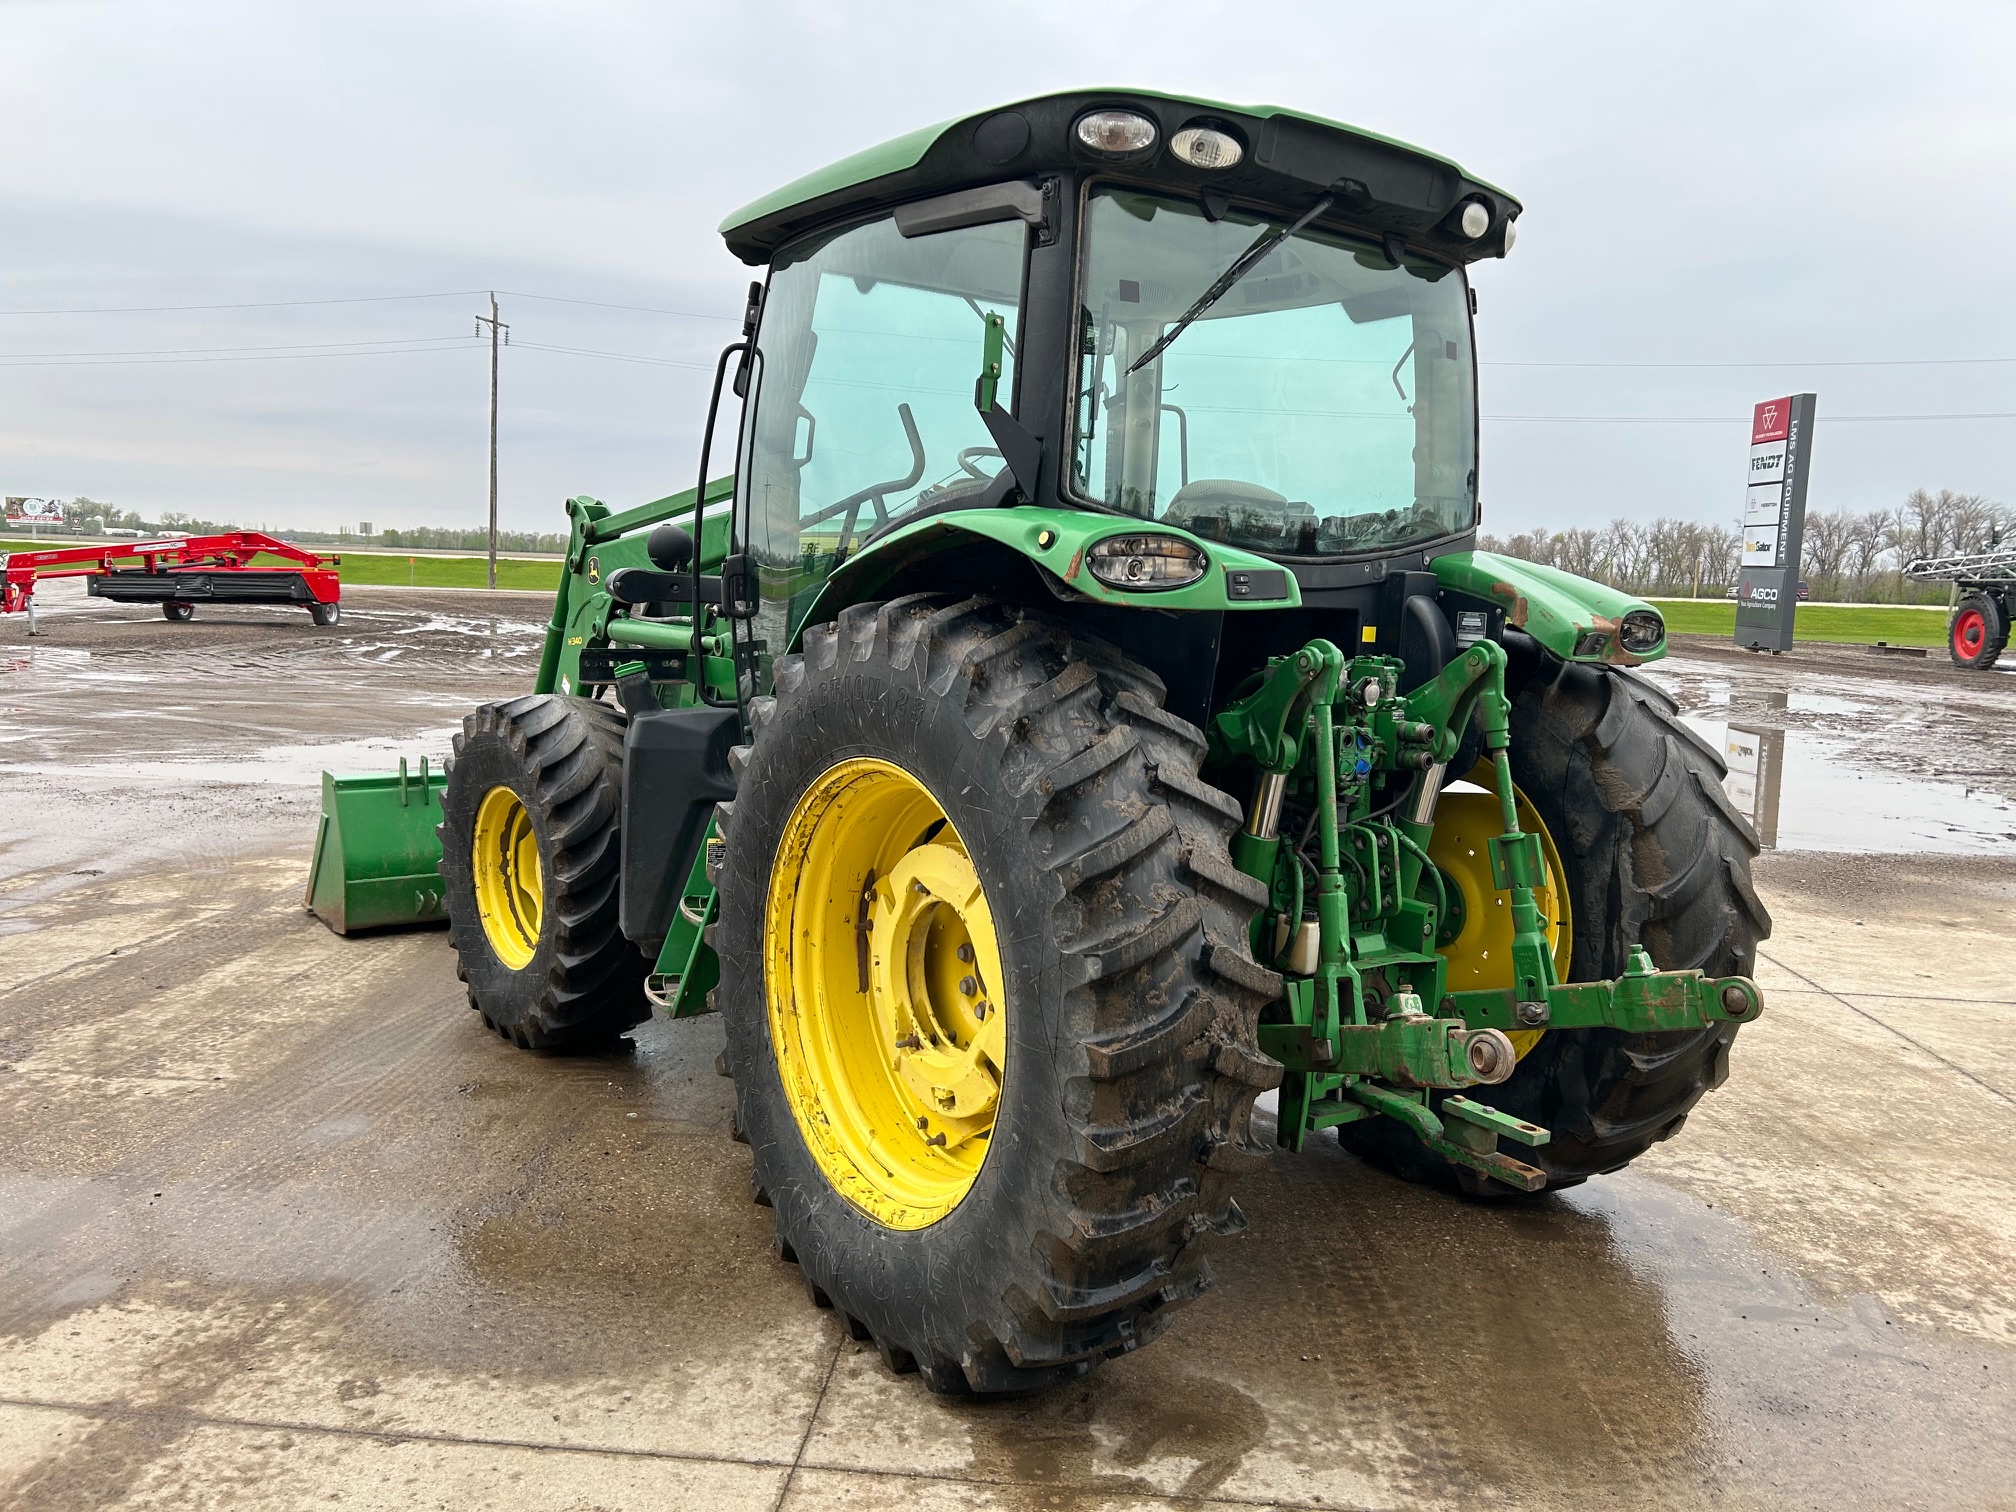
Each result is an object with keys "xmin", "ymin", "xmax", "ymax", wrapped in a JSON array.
[
  {"xmin": 766, "ymin": 757, "xmax": 1007, "ymax": 1229},
  {"xmin": 472, "ymin": 785, "xmax": 542, "ymax": 969},
  {"xmin": 1428, "ymin": 766, "xmax": 1572, "ymax": 1059},
  {"xmin": 1956, "ymin": 608, "xmax": 1987, "ymax": 657}
]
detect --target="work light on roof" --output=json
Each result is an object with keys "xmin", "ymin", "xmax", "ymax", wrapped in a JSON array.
[
  {"xmin": 1075, "ymin": 109, "xmax": 1157, "ymax": 155},
  {"xmin": 1458, "ymin": 200, "xmax": 1491, "ymax": 238},
  {"xmin": 1170, "ymin": 125, "xmax": 1243, "ymax": 170}
]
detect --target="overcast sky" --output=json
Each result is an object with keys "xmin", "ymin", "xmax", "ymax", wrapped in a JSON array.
[{"xmin": 4, "ymin": 1, "xmax": 2013, "ymax": 537}]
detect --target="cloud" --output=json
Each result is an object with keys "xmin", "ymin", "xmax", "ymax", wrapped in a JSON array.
[{"xmin": 3, "ymin": 0, "xmax": 2013, "ymax": 532}]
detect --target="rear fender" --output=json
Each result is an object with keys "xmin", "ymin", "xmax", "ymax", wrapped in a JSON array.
[{"xmin": 794, "ymin": 508, "xmax": 1303, "ymax": 646}]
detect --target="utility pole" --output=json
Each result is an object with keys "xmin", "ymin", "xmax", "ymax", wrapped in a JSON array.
[{"xmin": 474, "ymin": 293, "xmax": 510, "ymax": 589}]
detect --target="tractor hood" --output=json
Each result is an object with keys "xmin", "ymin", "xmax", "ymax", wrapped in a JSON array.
[
  {"xmin": 719, "ymin": 88, "xmax": 1520, "ymax": 267},
  {"xmin": 1432, "ymin": 551, "xmax": 1668, "ymax": 666}
]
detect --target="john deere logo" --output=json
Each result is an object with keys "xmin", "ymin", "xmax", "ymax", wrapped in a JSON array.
[{"xmin": 586, "ymin": 556, "xmax": 601, "ymax": 585}]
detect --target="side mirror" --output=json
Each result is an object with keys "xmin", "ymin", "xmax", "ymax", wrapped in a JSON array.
[{"xmin": 647, "ymin": 523, "xmax": 694, "ymax": 572}]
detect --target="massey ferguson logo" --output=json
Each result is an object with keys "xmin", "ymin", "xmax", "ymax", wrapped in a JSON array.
[{"xmin": 1751, "ymin": 394, "xmax": 1794, "ymax": 445}]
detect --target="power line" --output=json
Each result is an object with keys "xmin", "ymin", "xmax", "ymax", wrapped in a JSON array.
[
  {"xmin": 511, "ymin": 339, "xmax": 712, "ymax": 369},
  {"xmin": 0, "ymin": 288, "xmax": 737, "ymax": 322},
  {"xmin": 0, "ymin": 342, "xmax": 482, "ymax": 368},
  {"xmin": 0, "ymin": 335, "xmax": 477, "ymax": 360},
  {"xmin": 6, "ymin": 286, "xmax": 2008, "ymax": 368},
  {"xmin": 1485, "ymin": 355, "xmax": 2016, "ymax": 369},
  {"xmin": 1483, "ymin": 411, "xmax": 2016, "ymax": 423},
  {"xmin": 497, "ymin": 291, "xmax": 737, "ymax": 322},
  {"xmin": 0, "ymin": 291, "xmax": 485, "ymax": 316}
]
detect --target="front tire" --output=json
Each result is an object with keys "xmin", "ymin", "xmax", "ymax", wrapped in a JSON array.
[
  {"xmin": 162, "ymin": 601, "xmax": 193, "ymax": 622},
  {"xmin": 1343, "ymin": 654, "xmax": 1769, "ymax": 1193},
  {"xmin": 714, "ymin": 595, "xmax": 1279, "ymax": 1393},
  {"xmin": 439, "ymin": 694, "xmax": 647, "ymax": 1049},
  {"xmin": 309, "ymin": 601, "xmax": 341, "ymax": 627}
]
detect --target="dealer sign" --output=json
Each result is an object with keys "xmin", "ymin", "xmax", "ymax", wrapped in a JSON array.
[{"xmin": 1734, "ymin": 393, "xmax": 1816, "ymax": 653}]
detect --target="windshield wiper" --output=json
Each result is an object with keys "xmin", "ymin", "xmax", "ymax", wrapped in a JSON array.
[{"xmin": 1125, "ymin": 193, "xmax": 1333, "ymax": 376}]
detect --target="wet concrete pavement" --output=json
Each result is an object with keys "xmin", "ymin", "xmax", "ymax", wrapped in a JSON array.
[{"xmin": 3, "ymin": 589, "xmax": 2015, "ymax": 1509}]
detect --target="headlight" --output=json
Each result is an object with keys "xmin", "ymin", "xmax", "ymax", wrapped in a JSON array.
[
  {"xmin": 1171, "ymin": 125, "xmax": 1243, "ymax": 170},
  {"xmin": 1619, "ymin": 608, "xmax": 1665, "ymax": 653},
  {"xmin": 1075, "ymin": 109, "xmax": 1157, "ymax": 156},
  {"xmin": 1085, "ymin": 534, "xmax": 1207, "ymax": 590}
]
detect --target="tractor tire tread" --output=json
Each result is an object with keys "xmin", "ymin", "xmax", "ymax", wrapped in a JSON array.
[
  {"xmin": 438, "ymin": 693, "xmax": 647, "ymax": 1051},
  {"xmin": 716, "ymin": 593, "xmax": 1274, "ymax": 1393}
]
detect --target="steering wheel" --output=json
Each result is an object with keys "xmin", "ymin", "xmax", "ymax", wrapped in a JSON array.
[{"xmin": 956, "ymin": 446, "xmax": 1003, "ymax": 481}]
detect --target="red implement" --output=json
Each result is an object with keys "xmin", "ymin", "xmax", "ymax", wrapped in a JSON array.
[{"xmin": 1, "ymin": 531, "xmax": 341, "ymax": 626}]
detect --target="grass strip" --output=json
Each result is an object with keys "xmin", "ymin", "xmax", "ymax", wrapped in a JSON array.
[
  {"xmin": 1649, "ymin": 599, "xmax": 1949, "ymax": 647},
  {"xmin": 326, "ymin": 551, "xmax": 563, "ymax": 591}
]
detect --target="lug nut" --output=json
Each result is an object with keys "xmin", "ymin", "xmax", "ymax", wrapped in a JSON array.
[
  {"xmin": 956, "ymin": 943, "xmax": 974, "ymax": 963},
  {"xmin": 959, "ymin": 975, "xmax": 978, "ymax": 996}
]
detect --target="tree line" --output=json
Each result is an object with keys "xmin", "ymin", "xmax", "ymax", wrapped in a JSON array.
[
  {"xmin": 12, "ymin": 488, "xmax": 2007, "ymax": 597},
  {"xmin": 1480, "ymin": 488, "xmax": 2010, "ymax": 603}
]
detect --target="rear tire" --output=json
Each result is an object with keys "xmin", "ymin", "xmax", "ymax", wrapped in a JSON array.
[
  {"xmin": 714, "ymin": 595, "xmax": 1278, "ymax": 1393},
  {"xmin": 1341, "ymin": 654, "xmax": 1769, "ymax": 1194},
  {"xmin": 439, "ymin": 694, "xmax": 647, "ymax": 1050},
  {"xmin": 1949, "ymin": 591, "xmax": 2007, "ymax": 670},
  {"xmin": 310, "ymin": 601, "xmax": 341, "ymax": 627},
  {"xmin": 162, "ymin": 602, "xmax": 193, "ymax": 622}
]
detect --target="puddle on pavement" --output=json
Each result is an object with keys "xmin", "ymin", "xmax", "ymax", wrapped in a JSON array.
[
  {"xmin": 0, "ymin": 726, "xmax": 460, "ymax": 791},
  {"xmin": 1647, "ymin": 657, "xmax": 2016, "ymax": 855}
]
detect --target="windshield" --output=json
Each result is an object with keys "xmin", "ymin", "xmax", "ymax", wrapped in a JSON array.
[{"xmin": 1071, "ymin": 186, "xmax": 1476, "ymax": 558}]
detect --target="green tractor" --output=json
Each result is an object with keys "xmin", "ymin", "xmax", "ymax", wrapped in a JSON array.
[{"xmin": 423, "ymin": 90, "xmax": 1769, "ymax": 1394}]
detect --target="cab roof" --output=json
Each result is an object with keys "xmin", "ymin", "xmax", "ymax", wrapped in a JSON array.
[{"xmin": 719, "ymin": 88, "xmax": 1519, "ymax": 267}]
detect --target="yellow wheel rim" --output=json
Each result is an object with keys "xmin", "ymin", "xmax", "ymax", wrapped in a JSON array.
[
  {"xmin": 472, "ymin": 785, "xmax": 543, "ymax": 970},
  {"xmin": 1429, "ymin": 763, "xmax": 1572, "ymax": 1059},
  {"xmin": 765, "ymin": 757, "xmax": 1007, "ymax": 1230}
]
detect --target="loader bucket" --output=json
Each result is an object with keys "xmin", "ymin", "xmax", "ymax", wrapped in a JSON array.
[{"xmin": 305, "ymin": 757, "xmax": 449, "ymax": 935}]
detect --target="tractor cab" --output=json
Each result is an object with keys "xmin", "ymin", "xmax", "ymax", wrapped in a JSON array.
[{"xmin": 719, "ymin": 91, "xmax": 1521, "ymax": 712}]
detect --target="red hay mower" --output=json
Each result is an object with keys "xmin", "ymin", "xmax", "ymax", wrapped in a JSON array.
[{"xmin": 0, "ymin": 531, "xmax": 341, "ymax": 633}]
